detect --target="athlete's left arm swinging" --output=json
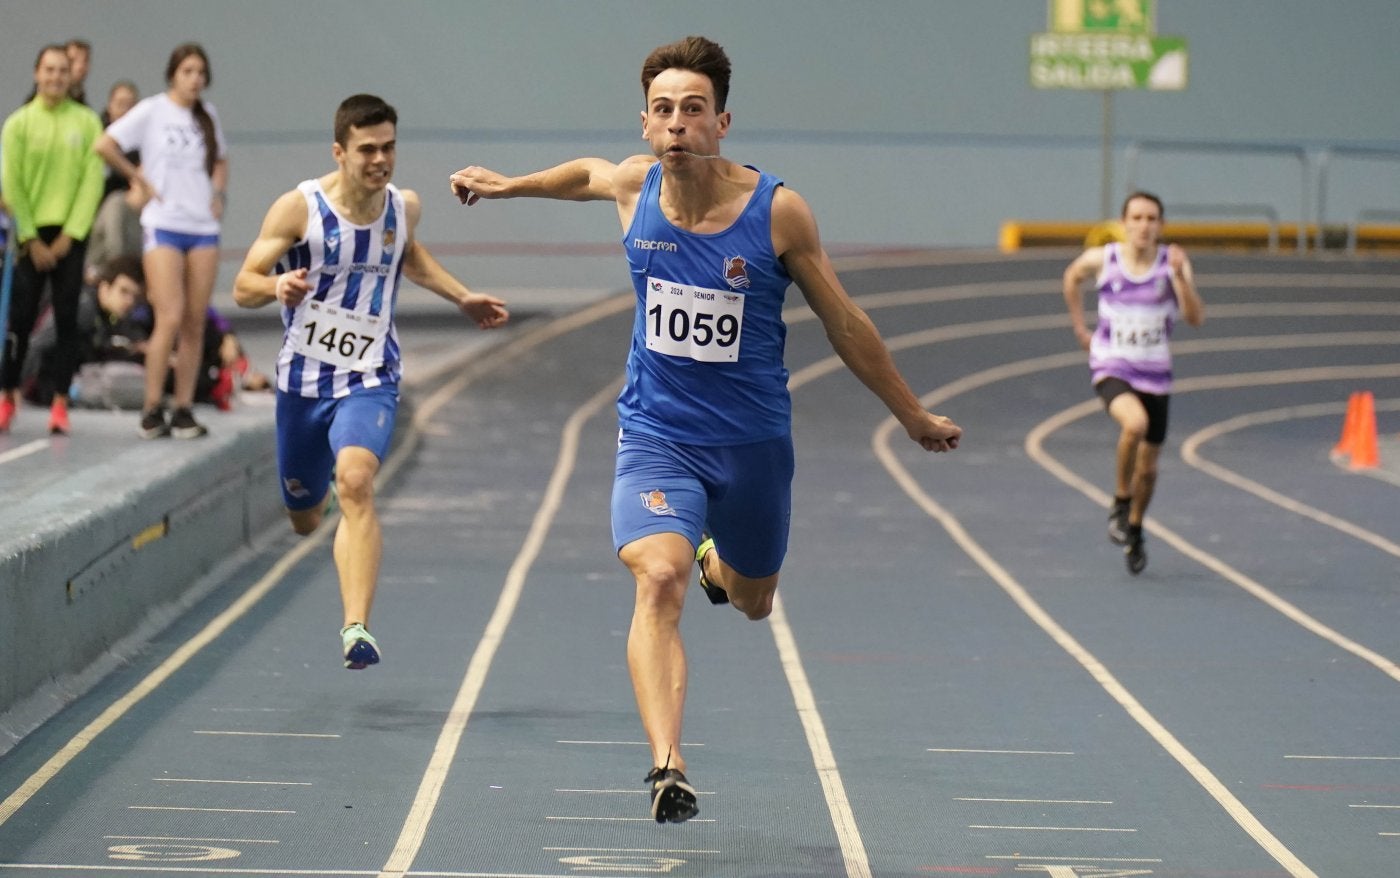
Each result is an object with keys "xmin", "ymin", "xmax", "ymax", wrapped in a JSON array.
[
  {"xmin": 774, "ymin": 187, "xmax": 960, "ymax": 452},
  {"xmin": 400, "ymin": 190, "xmax": 509, "ymax": 330},
  {"xmin": 1167, "ymin": 244, "xmax": 1204, "ymax": 326}
]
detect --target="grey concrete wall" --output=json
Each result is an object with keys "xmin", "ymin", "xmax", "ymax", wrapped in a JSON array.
[
  {"xmin": 3, "ymin": 1, "xmax": 1397, "ymax": 262},
  {"xmin": 0, "ymin": 414, "xmax": 283, "ymax": 743}
]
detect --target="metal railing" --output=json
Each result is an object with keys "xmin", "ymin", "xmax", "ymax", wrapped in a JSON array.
[
  {"xmin": 1314, "ymin": 145, "xmax": 1400, "ymax": 250},
  {"xmin": 1124, "ymin": 139, "xmax": 1310, "ymax": 252}
]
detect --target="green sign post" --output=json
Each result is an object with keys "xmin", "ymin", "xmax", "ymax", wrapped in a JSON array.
[{"xmin": 1032, "ymin": 0, "xmax": 1189, "ymax": 217}]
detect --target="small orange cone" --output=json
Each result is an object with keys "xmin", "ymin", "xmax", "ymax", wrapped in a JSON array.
[
  {"xmin": 1332, "ymin": 391, "xmax": 1361, "ymax": 458},
  {"xmin": 1349, "ymin": 391, "xmax": 1379, "ymax": 470}
]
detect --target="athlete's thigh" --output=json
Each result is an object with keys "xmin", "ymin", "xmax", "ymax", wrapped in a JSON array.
[
  {"xmin": 611, "ymin": 431, "xmax": 707, "ymax": 557},
  {"xmin": 276, "ymin": 391, "xmax": 335, "ymax": 511},
  {"xmin": 706, "ymin": 435, "xmax": 795, "ymax": 579},
  {"xmin": 327, "ymin": 384, "xmax": 399, "ymax": 461}
]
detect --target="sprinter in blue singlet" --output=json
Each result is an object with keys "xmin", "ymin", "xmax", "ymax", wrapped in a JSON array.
[{"xmin": 450, "ymin": 36, "xmax": 961, "ymax": 823}]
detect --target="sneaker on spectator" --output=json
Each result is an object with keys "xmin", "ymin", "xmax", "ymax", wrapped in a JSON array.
[
  {"xmin": 48, "ymin": 397, "xmax": 70, "ymax": 435},
  {"xmin": 139, "ymin": 406, "xmax": 171, "ymax": 439},
  {"xmin": 169, "ymin": 406, "xmax": 208, "ymax": 439},
  {"xmin": 0, "ymin": 396, "xmax": 16, "ymax": 433}
]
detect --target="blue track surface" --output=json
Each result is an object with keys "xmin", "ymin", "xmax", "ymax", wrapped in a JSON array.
[{"xmin": 1, "ymin": 250, "xmax": 1397, "ymax": 877}]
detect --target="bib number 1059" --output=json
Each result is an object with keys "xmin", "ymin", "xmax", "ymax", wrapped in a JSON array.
[{"xmin": 644, "ymin": 278, "xmax": 744, "ymax": 363}]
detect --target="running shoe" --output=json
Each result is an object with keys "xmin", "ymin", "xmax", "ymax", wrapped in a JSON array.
[
  {"xmin": 645, "ymin": 766, "xmax": 699, "ymax": 824},
  {"xmin": 1107, "ymin": 497, "xmax": 1130, "ymax": 545},
  {"xmin": 1124, "ymin": 525, "xmax": 1147, "ymax": 575},
  {"xmin": 0, "ymin": 396, "xmax": 15, "ymax": 433},
  {"xmin": 695, "ymin": 535, "xmax": 729, "ymax": 605},
  {"xmin": 341, "ymin": 622, "xmax": 381, "ymax": 669},
  {"xmin": 139, "ymin": 406, "xmax": 171, "ymax": 439},
  {"xmin": 48, "ymin": 398, "xmax": 70, "ymax": 435},
  {"xmin": 169, "ymin": 406, "xmax": 208, "ymax": 439}
]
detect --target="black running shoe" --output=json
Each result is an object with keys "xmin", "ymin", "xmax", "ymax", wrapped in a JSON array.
[
  {"xmin": 170, "ymin": 407, "xmax": 208, "ymax": 439},
  {"xmin": 1124, "ymin": 525, "xmax": 1147, "ymax": 575},
  {"xmin": 645, "ymin": 767, "xmax": 699, "ymax": 824},
  {"xmin": 695, "ymin": 535, "xmax": 729, "ymax": 605},
  {"xmin": 139, "ymin": 406, "xmax": 171, "ymax": 439},
  {"xmin": 1107, "ymin": 498, "xmax": 1130, "ymax": 545}
]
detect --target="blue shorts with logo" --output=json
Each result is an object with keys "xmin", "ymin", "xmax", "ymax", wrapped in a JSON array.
[
  {"xmin": 611, "ymin": 430, "xmax": 795, "ymax": 578},
  {"xmin": 275, "ymin": 385, "xmax": 398, "ymax": 510}
]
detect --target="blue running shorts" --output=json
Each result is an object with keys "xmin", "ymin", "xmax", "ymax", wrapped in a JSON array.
[
  {"xmin": 611, "ymin": 430, "xmax": 794, "ymax": 579},
  {"xmin": 144, "ymin": 227, "xmax": 220, "ymax": 254},
  {"xmin": 275, "ymin": 385, "xmax": 398, "ymax": 510}
]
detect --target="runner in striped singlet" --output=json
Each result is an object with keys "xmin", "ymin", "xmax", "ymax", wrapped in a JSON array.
[
  {"xmin": 1063, "ymin": 191, "xmax": 1205, "ymax": 574},
  {"xmin": 234, "ymin": 95, "xmax": 509, "ymax": 669}
]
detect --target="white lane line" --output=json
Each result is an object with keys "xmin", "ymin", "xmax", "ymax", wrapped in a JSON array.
[
  {"xmin": 766, "ymin": 595, "xmax": 874, "ymax": 878},
  {"xmin": 929, "ymin": 748, "xmax": 1074, "ymax": 755},
  {"xmin": 956, "ymin": 797, "xmax": 1113, "ymax": 805},
  {"xmin": 1028, "ymin": 365, "xmax": 1400, "ymax": 685},
  {"xmin": 1352, "ymin": 804, "xmax": 1400, "ymax": 809},
  {"xmin": 556, "ymin": 739, "xmax": 703, "ymax": 746},
  {"xmin": 0, "ymin": 295, "xmax": 636, "ymax": 833},
  {"xmin": 0, "ymin": 438, "xmax": 49, "ymax": 465},
  {"xmin": 872, "ymin": 377, "xmax": 1337, "ymax": 875},
  {"xmin": 542, "ymin": 846, "xmax": 720, "ymax": 853},
  {"xmin": 105, "ymin": 834, "xmax": 279, "ymax": 843},
  {"xmin": 376, "ymin": 374, "xmax": 623, "ymax": 877},
  {"xmin": 129, "ymin": 805, "xmax": 295, "ymax": 814},
  {"xmin": 544, "ymin": 816, "xmax": 717, "ymax": 823},
  {"xmin": 1181, "ymin": 399, "xmax": 1400, "ymax": 559},
  {"xmin": 986, "ymin": 854, "xmax": 1163, "ymax": 863},
  {"xmin": 154, "ymin": 778, "xmax": 311, "ymax": 786},
  {"xmin": 192, "ymin": 730, "xmax": 340, "ymax": 739},
  {"xmin": 1286, "ymin": 755, "xmax": 1400, "ymax": 761},
  {"xmin": 969, "ymin": 824, "xmax": 1136, "ymax": 832},
  {"xmin": 554, "ymin": 788, "xmax": 714, "ymax": 795}
]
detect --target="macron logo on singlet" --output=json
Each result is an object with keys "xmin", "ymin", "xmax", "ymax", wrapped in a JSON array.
[{"xmin": 632, "ymin": 238, "xmax": 678, "ymax": 253}]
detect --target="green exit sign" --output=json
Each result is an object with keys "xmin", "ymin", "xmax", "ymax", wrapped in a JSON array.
[
  {"xmin": 1031, "ymin": 32, "xmax": 1188, "ymax": 90},
  {"xmin": 1050, "ymin": 0, "xmax": 1154, "ymax": 35}
]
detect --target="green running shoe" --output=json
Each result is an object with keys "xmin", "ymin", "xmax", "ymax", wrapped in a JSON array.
[
  {"xmin": 695, "ymin": 536, "xmax": 729, "ymax": 605},
  {"xmin": 341, "ymin": 622, "xmax": 381, "ymax": 669}
]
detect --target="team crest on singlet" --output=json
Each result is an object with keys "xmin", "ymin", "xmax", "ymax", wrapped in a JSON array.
[
  {"xmin": 383, "ymin": 228, "xmax": 396, "ymax": 248},
  {"xmin": 723, "ymin": 255, "xmax": 751, "ymax": 290},
  {"xmin": 640, "ymin": 489, "xmax": 677, "ymax": 516}
]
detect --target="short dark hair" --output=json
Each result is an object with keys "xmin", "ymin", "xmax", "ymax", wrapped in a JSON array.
[
  {"xmin": 96, "ymin": 254, "xmax": 145, "ymax": 287},
  {"xmin": 334, "ymin": 94, "xmax": 397, "ymax": 146},
  {"xmin": 34, "ymin": 44, "xmax": 68, "ymax": 70},
  {"xmin": 641, "ymin": 36, "xmax": 732, "ymax": 112},
  {"xmin": 1121, "ymin": 190, "xmax": 1164, "ymax": 220}
]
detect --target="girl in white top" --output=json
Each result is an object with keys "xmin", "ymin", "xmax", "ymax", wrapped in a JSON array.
[{"xmin": 95, "ymin": 42, "xmax": 228, "ymax": 439}]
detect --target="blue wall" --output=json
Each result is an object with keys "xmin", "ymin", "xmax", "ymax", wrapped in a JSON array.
[{"xmin": 3, "ymin": 1, "xmax": 1398, "ymax": 268}]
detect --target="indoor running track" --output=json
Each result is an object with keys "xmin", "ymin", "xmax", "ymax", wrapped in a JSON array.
[{"xmin": 2, "ymin": 250, "xmax": 1398, "ymax": 878}]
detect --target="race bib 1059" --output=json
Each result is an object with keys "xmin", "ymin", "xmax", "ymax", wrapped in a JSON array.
[{"xmin": 644, "ymin": 277, "xmax": 744, "ymax": 362}]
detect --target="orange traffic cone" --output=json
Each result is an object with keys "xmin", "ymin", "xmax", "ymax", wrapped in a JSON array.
[
  {"xmin": 1332, "ymin": 391, "xmax": 1361, "ymax": 458},
  {"xmin": 1349, "ymin": 391, "xmax": 1379, "ymax": 470}
]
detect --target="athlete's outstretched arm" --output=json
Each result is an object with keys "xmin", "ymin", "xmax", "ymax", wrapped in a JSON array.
[
  {"xmin": 449, "ymin": 157, "xmax": 625, "ymax": 205},
  {"xmin": 401, "ymin": 189, "xmax": 508, "ymax": 329},
  {"xmin": 234, "ymin": 190, "xmax": 311, "ymax": 309},
  {"xmin": 774, "ymin": 188, "xmax": 960, "ymax": 453}
]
